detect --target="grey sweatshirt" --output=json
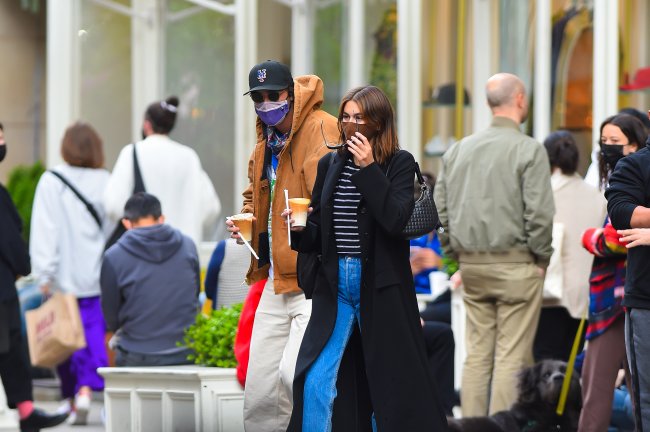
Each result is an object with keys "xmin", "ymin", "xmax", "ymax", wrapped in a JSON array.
[{"xmin": 100, "ymin": 224, "xmax": 199, "ymax": 353}]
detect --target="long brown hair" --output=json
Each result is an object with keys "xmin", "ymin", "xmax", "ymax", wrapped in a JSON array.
[
  {"xmin": 337, "ymin": 85, "xmax": 399, "ymax": 165},
  {"xmin": 61, "ymin": 122, "xmax": 104, "ymax": 168}
]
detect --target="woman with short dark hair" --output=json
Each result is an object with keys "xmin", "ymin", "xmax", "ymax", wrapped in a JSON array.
[{"xmin": 30, "ymin": 122, "xmax": 110, "ymax": 425}]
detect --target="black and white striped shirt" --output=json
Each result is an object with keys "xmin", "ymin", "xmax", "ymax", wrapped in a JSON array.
[{"xmin": 334, "ymin": 158, "xmax": 362, "ymax": 255}]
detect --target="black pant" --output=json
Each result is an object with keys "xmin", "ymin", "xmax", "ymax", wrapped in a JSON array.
[
  {"xmin": 533, "ymin": 306, "xmax": 584, "ymax": 363},
  {"xmin": 420, "ymin": 289, "xmax": 452, "ymax": 324},
  {"xmin": 0, "ymin": 297, "xmax": 33, "ymax": 407},
  {"xmin": 422, "ymin": 321, "xmax": 455, "ymax": 415}
]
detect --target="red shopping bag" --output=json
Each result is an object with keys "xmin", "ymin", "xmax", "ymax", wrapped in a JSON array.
[{"xmin": 234, "ymin": 279, "xmax": 266, "ymax": 387}]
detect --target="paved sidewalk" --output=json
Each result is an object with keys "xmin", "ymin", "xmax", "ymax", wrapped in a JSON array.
[
  {"xmin": 29, "ymin": 379, "xmax": 105, "ymax": 432},
  {"xmin": 32, "ymin": 399, "xmax": 105, "ymax": 432}
]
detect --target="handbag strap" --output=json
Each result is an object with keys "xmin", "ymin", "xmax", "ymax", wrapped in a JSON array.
[
  {"xmin": 386, "ymin": 150, "xmax": 425, "ymax": 186},
  {"xmin": 133, "ymin": 143, "xmax": 146, "ymax": 193},
  {"xmin": 48, "ymin": 170, "xmax": 102, "ymax": 228}
]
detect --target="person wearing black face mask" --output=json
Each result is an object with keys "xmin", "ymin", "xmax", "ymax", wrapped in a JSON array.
[
  {"xmin": 0, "ymin": 122, "xmax": 69, "ymax": 430},
  {"xmin": 597, "ymin": 114, "xmax": 644, "ymax": 189},
  {"xmin": 577, "ymin": 113, "xmax": 645, "ymax": 431},
  {"xmin": 607, "ymin": 110, "xmax": 650, "ymax": 429}
]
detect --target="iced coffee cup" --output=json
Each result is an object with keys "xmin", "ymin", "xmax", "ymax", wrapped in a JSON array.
[
  {"xmin": 288, "ymin": 198, "xmax": 311, "ymax": 227},
  {"xmin": 230, "ymin": 213, "xmax": 254, "ymax": 242}
]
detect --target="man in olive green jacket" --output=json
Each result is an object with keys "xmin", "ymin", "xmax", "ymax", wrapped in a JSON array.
[{"xmin": 435, "ymin": 73, "xmax": 554, "ymax": 416}]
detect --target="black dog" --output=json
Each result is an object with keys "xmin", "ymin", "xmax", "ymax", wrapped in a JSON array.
[{"xmin": 448, "ymin": 360, "xmax": 582, "ymax": 432}]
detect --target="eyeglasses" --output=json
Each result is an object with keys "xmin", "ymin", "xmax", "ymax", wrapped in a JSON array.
[
  {"xmin": 250, "ymin": 90, "xmax": 284, "ymax": 103},
  {"xmin": 320, "ymin": 120, "xmax": 359, "ymax": 150}
]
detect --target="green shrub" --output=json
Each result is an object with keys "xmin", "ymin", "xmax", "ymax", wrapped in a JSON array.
[
  {"xmin": 6, "ymin": 161, "xmax": 45, "ymax": 243},
  {"xmin": 181, "ymin": 303, "xmax": 243, "ymax": 368},
  {"xmin": 442, "ymin": 256, "xmax": 459, "ymax": 278}
]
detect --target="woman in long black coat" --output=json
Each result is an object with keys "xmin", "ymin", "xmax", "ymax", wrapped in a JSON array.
[{"xmin": 284, "ymin": 86, "xmax": 448, "ymax": 431}]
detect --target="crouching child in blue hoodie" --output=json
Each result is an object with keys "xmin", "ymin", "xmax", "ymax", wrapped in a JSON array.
[{"xmin": 100, "ymin": 192, "xmax": 200, "ymax": 366}]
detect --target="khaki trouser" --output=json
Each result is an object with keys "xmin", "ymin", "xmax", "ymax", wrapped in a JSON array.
[
  {"xmin": 460, "ymin": 261, "xmax": 543, "ymax": 416},
  {"xmin": 243, "ymin": 279, "xmax": 312, "ymax": 432}
]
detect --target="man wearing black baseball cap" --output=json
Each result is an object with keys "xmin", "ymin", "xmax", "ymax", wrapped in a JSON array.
[{"xmin": 227, "ymin": 61, "xmax": 339, "ymax": 430}]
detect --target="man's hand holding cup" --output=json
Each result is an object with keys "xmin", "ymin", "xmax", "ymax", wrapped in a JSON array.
[{"xmin": 226, "ymin": 213, "xmax": 255, "ymax": 245}]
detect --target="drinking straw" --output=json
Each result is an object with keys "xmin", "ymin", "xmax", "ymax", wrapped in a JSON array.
[
  {"xmin": 226, "ymin": 217, "xmax": 259, "ymax": 260},
  {"xmin": 284, "ymin": 189, "xmax": 291, "ymax": 247}
]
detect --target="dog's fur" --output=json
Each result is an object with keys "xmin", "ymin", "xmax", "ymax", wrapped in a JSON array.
[{"xmin": 448, "ymin": 360, "xmax": 582, "ymax": 432}]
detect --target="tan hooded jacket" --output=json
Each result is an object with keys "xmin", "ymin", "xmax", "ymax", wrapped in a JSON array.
[{"xmin": 241, "ymin": 75, "xmax": 339, "ymax": 294}]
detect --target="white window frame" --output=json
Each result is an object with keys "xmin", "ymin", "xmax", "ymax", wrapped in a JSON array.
[{"xmin": 46, "ymin": 0, "xmax": 257, "ymax": 213}]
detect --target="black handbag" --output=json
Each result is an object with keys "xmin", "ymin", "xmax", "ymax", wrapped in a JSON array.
[
  {"xmin": 296, "ymin": 153, "xmax": 335, "ymax": 298},
  {"xmin": 387, "ymin": 152, "xmax": 441, "ymax": 240},
  {"xmin": 104, "ymin": 144, "xmax": 146, "ymax": 252}
]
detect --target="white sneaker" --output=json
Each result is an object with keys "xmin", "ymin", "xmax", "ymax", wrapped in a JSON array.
[
  {"xmin": 71, "ymin": 394, "xmax": 91, "ymax": 425},
  {"xmin": 66, "ymin": 411, "xmax": 77, "ymax": 425},
  {"xmin": 55, "ymin": 400, "xmax": 72, "ymax": 415}
]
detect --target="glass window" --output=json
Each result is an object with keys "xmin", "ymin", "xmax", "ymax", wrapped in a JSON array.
[
  {"xmin": 79, "ymin": 0, "xmax": 132, "ymax": 169},
  {"xmin": 165, "ymin": 1, "xmax": 236, "ymax": 232},
  {"xmin": 367, "ymin": 0, "xmax": 397, "ymax": 107},
  {"xmin": 549, "ymin": 1, "xmax": 593, "ymax": 175},
  {"xmin": 420, "ymin": 1, "xmax": 472, "ymax": 176},
  {"xmin": 313, "ymin": 1, "xmax": 344, "ymax": 116}
]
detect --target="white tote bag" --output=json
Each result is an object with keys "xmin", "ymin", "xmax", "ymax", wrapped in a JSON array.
[{"xmin": 543, "ymin": 223, "xmax": 565, "ymax": 301}]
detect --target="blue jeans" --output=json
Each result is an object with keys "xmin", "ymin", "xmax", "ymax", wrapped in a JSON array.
[
  {"xmin": 303, "ymin": 256, "xmax": 362, "ymax": 432},
  {"xmin": 610, "ymin": 386, "xmax": 634, "ymax": 432}
]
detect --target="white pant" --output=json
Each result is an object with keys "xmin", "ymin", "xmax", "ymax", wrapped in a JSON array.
[{"xmin": 243, "ymin": 279, "xmax": 312, "ymax": 432}]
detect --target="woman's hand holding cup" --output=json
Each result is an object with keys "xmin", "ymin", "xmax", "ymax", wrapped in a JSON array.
[{"xmin": 281, "ymin": 206, "xmax": 313, "ymax": 232}]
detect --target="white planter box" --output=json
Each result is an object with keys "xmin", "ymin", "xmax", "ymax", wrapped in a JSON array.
[
  {"xmin": 451, "ymin": 287, "xmax": 466, "ymax": 391},
  {"xmin": 99, "ymin": 365, "xmax": 244, "ymax": 432}
]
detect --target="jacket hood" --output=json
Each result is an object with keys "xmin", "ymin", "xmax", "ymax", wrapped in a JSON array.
[
  {"xmin": 118, "ymin": 224, "xmax": 183, "ymax": 263},
  {"xmin": 255, "ymin": 75, "xmax": 326, "ymax": 141}
]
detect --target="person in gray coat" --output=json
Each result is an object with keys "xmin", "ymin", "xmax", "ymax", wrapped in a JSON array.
[{"xmin": 100, "ymin": 192, "xmax": 199, "ymax": 366}]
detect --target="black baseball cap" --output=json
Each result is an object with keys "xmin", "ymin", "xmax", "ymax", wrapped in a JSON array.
[{"xmin": 244, "ymin": 60, "xmax": 293, "ymax": 95}]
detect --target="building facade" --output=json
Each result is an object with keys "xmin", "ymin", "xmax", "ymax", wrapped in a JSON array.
[{"xmin": 1, "ymin": 0, "xmax": 649, "ymax": 234}]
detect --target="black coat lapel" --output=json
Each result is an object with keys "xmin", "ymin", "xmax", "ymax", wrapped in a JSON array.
[{"xmin": 321, "ymin": 152, "xmax": 347, "ymax": 208}]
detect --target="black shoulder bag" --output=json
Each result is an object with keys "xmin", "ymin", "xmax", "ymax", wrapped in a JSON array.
[
  {"xmin": 49, "ymin": 171, "xmax": 102, "ymax": 228},
  {"xmin": 104, "ymin": 144, "xmax": 146, "ymax": 251},
  {"xmin": 386, "ymin": 151, "xmax": 441, "ymax": 240},
  {"xmin": 296, "ymin": 152, "xmax": 335, "ymax": 299}
]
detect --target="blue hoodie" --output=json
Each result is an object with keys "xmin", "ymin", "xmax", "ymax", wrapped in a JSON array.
[{"xmin": 100, "ymin": 224, "xmax": 199, "ymax": 353}]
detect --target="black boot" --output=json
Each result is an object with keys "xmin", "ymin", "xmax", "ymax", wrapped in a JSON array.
[{"xmin": 19, "ymin": 408, "xmax": 68, "ymax": 432}]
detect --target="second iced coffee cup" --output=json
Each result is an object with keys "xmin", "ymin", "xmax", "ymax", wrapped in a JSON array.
[{"xmin": 288, "ymin": 198, "xmax": 310, "ymax": 227}]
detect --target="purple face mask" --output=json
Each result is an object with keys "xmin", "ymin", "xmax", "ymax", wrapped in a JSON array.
[{"xmin": 255, "ymin": 100, "xmax": 290, "ymax": 126}]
